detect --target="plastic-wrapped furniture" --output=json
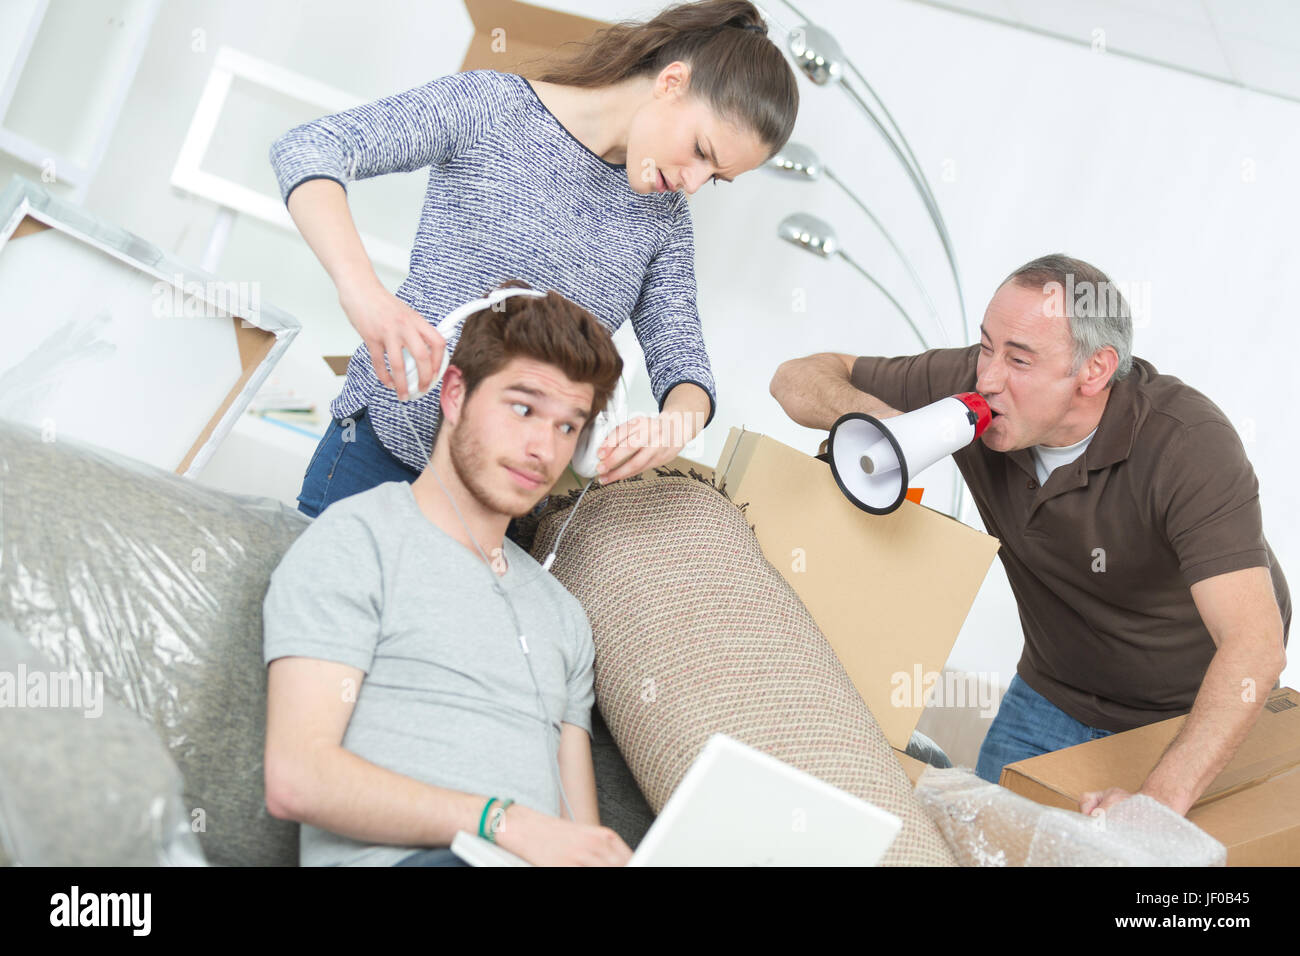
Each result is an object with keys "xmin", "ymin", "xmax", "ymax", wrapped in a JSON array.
[{"xmin": 0, "ymin": 416, "xmax": 650, "ymax": 864}]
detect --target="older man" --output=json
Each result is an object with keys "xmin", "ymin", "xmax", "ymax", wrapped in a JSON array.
[{"xmin": 769, "ymin": 253, "xmax": 1290, "ymax": 816}]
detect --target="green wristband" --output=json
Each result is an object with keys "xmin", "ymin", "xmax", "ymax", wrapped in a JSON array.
[
  {"xmin": 486, "ymin": 798, "xmax": 515, "ymax": 844},
  {"xmin": 478, "ymin": 797, "xmax": 498, "ymax": 840}
]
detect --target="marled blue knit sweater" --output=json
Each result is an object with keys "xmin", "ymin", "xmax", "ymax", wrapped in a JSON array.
[{"xmin": 269, "ymin": 69, "xmax": 716, "ymax": 473}]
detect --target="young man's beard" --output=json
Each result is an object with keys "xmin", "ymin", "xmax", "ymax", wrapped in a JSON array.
[{"xmin": 447, "ymin": 398, "xmax": 545, "ymax": 519}]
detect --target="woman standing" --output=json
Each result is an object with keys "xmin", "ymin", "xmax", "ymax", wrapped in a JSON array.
[{"xmin": 271, "ymin": 0, "xmax": 798, "ymax": 518}]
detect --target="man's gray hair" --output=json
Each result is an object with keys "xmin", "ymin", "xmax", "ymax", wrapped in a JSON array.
[{"xmin": 1003, "ymin": 253, "xmax": 1133, "ymax": 387}]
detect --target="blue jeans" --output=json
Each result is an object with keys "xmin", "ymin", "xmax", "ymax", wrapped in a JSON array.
[
  {"xmin": 297, "ymin": 406, "xmax": 421, "ymax": 519},
  {"xmin": 393, "ymin": 847, "xmax": 471, "ymax": 867},
  {"xmin": 975, "ymin": 674, "xmax": 1114, "ymax": 784}
]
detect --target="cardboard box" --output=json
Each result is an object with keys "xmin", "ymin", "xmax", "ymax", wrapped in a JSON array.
[
  {"xmin": 894, "ymin": 749, "xmax": 928, "ymax": 787},
  {"xmin": 715, "ymin": 427, "xmax": 1000, "ymax": 750},
  {"xmin": 1001, "ymin": 687, "xmax": 1300, "ymax": 866},
  {"xmin": 460, "ymin": 0, "xmax": 606, "ymax": 75},
  {"xmin": 0, "ymin": 176, "xmax": 299, "ymax": 476}
]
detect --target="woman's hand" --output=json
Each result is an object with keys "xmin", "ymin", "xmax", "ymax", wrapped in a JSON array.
[
  {"xmin": 595, "ymin": 383, "xmax": 711, "ymax": 483},
  {"xmin": 595, "ymin": 412, "xmax": 689, "ymax": 484},
  {"xmin": 338, "ymin": 277, "xmax": 445, "ymax": 402}
]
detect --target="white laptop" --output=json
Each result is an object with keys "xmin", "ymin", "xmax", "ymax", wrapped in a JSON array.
[{"xmin": 451, "ymin": 733, "xmax": 902, "ymax": 866}]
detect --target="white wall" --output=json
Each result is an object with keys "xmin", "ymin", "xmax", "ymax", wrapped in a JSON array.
[{"xmin": 7, "ymin": 0, "xmax": 1296, "ymax": 690}]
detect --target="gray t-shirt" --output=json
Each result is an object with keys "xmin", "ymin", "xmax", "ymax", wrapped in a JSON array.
[{"xmin": 262, "ymin": 480, "xmax": 595, "ymax": 867}]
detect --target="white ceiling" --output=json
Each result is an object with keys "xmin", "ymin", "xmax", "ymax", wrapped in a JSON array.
[{"xmin": 908, "ymin": 0, "xmax": 1300, "ymax": 103}]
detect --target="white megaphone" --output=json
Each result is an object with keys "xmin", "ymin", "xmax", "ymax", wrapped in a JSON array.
[
  {"xmin": 826, "ymin": 392, "xmax": 991, "ymax": 514},
  {"xmin": 400, "ymin": 285, "xmax": 638, "ymax": 479}
]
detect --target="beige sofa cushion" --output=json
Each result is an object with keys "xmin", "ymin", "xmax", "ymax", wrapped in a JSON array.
[{"xmin": 530, "ymin": 470, "xmax": 956, "ymax": 866}]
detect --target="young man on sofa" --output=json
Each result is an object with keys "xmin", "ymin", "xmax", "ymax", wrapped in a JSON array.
[{"xmin": 262, "ymin": 285, "xmax": 633, "ymax": 866}]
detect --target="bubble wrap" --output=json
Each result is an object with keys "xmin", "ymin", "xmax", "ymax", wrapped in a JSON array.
[
  {"xmin": 0, "ymin": 416, "xmax": 307, "ymax": 865},
  {"xmin": 915, "ymin": 767, "xmax": 1226, "ymax": 866}
]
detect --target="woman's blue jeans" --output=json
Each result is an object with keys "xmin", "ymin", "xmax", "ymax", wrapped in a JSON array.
[
  {"xmin": 297, "ymin": 407, "xmax": 421, "ymax": 519},
  {"xmin": 975, "ymin": 674, "xmax": 1115, "ymax": 784}
]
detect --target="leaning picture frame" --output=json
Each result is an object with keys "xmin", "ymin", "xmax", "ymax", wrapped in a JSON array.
[{"xmin": 0, "ymin": 175, "xmax": 300, "ymax": 477}]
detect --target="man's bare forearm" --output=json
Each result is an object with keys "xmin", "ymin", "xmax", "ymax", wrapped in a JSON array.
[
  {"xmin": 1140, "ymin": 641, "xmax": 1283, "ymax": 814},
  {"xmin": 271, "ymin": 742, "xmax": 486, "ymax": 848},
  {"xmin": 557, "ymin": 723, "xmax": 600, "ymax": 827},
  {"xmin": 769, "ymin": 353, "xmax": 899, "ymax": 430}
]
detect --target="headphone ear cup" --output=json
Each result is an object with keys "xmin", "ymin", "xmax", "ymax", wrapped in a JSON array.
[
  {"xmin": 401, "ymin": 343, "xmax": 455, "ymax": 402},
  {"xmin": 402, "ymin": 348, "xmax": 425, "ymax": 401},
  {"xmin": 570, "ymin": 413, "xmax": 607, "ymax": 479},
  {"xmin": 570, "ymin": 376, "xmax": 631, "ymax": 478}
]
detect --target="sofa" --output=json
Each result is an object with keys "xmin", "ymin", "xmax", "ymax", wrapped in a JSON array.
[
  {"xmin": 2, "ymin": 411, "xmax": 976, "ymax": 865},
  {"xmin": 0, "ymin": 415, "xmax": 670, "ymax": 866}
]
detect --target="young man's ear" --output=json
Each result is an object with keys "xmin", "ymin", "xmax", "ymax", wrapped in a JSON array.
[{"xmin": 439, "ymin": 365, "xmax": 466, "ymax": 427}]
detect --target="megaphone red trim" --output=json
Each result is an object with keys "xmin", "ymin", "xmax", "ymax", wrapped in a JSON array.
[
  {"xmin": 827, "ymin": 393, "xmax": 992, "ymax": 516},
  {"xmin": 954, "ymin": 392, "xmax": 992, "ymax": 438}
]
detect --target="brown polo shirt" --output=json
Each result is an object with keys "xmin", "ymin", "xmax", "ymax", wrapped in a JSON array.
[{"xmin": 851, "ymin": 345, "xmax": 1291, "ymax": 732}]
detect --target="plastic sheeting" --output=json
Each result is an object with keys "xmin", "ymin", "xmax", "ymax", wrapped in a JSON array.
[
  {"xmin": 0, "ymin": 416, "xmax": 308, "ymax": 866},
  {"xmin": 915, "ymin": 767, "xmax": 1226, "ymax": 866},
  {"xmin": 0, "ymin": 618, "xmax": 206, "ymax": 866}
]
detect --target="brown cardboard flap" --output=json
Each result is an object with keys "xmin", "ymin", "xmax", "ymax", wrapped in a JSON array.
[
  {"xmin": 1182, "ymin": 765, "xmax": 1300, "ymax": 865},
  {"xmin": 460, "ymin": 0, "xmax": 607, "ymax": 75},
  {"xmin": 175, "ymin": 317, "xmax": 275, "ymax": 475},
  {"xmin": 995, "ymin": 769, "xmax": 1076, "ymax": 812},
  {"xmin": 12, "ymin": 215, "xmax": 49, "ymax": 239},
  {"xmin": 1002, "ymin": 687, "xmax": 1300, "ymax": 865},
  {"xmin": 716, "ymin": 428, "xmax": 1000, "ymax": 750}
]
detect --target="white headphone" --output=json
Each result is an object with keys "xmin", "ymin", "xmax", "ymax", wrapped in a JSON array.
[{"xmin": 401, "ymin": 286, "xmax": 634, "ymax": 479}]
